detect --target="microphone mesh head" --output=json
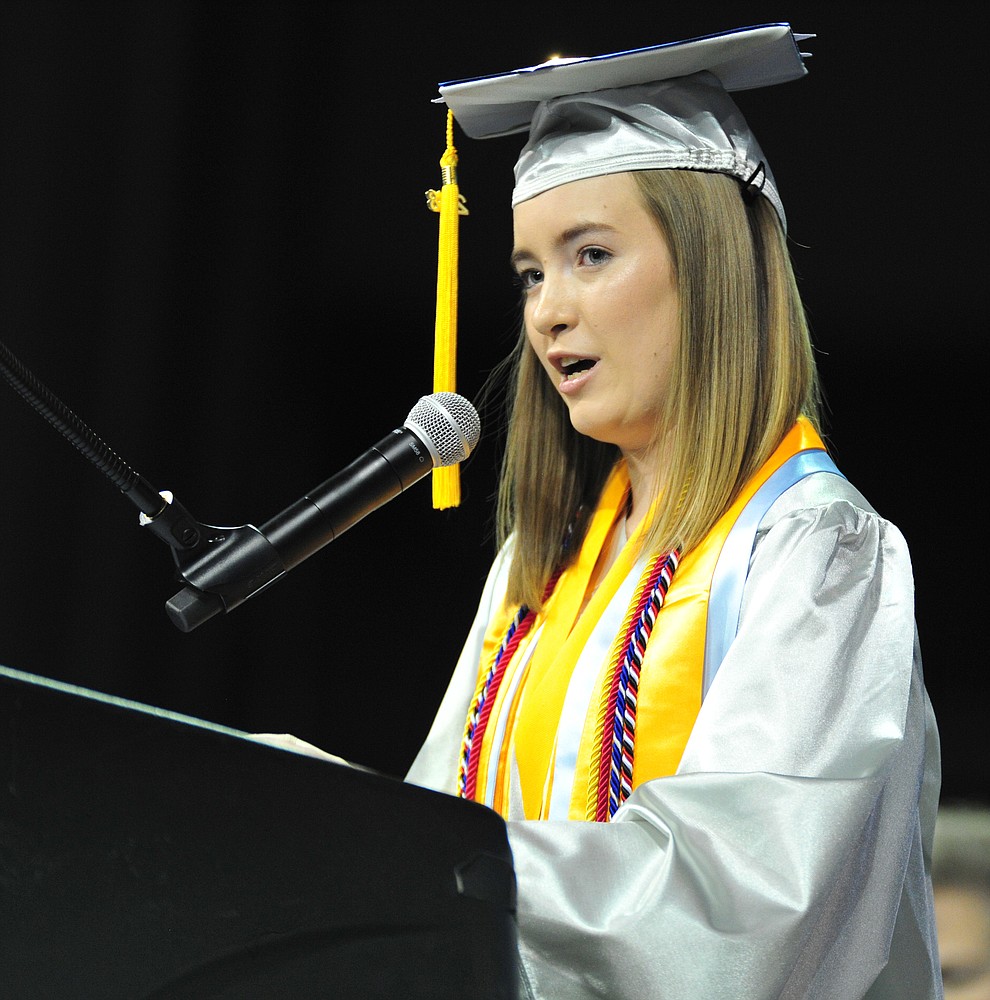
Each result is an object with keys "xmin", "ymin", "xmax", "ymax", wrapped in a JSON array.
[{"xmin": 404, "ymin": 392, "xmax": 481, "ymax": 467}]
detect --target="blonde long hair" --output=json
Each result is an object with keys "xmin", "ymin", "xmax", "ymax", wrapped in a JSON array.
[{"xmin": 496, "ymin": 169, "xmax": 821, "ymax": 611}]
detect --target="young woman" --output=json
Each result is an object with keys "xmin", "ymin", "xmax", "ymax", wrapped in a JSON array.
[{"xmin": 407, "ymin": 25, "xmax": 943, "ymax": 999}]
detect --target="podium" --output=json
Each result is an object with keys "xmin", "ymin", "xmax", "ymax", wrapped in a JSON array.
[{"xmin": 0, "ymin": 666, "xmax": 519, "ymax": 999}]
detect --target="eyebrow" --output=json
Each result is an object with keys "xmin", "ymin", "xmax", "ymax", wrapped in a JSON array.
[{"xmin": 509, "ymin": 222, "xmax": 619, "ymax": 270}]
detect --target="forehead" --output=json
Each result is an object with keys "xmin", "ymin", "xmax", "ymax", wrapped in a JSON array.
[{"xmin": 512, "ymin": 172, "xmax": 654, "ymax": 244}]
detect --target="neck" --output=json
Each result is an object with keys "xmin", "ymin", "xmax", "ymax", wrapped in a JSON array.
[{"xmin": 622, "ymin": 445, "xmax": 664, "ymax": 535}]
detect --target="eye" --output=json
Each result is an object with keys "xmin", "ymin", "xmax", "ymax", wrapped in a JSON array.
[
  {"xmin": 578, "ymin": 246, "xmax": 612, "ymax": 266},
  {"xmin": 513, "ymin": 267, "xmax": 544, "ymax": 290}
]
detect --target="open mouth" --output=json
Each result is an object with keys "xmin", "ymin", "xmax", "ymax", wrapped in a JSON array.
[{"xmin": 559, "ymin": 356, "xmax": 598, "ymax": 380}]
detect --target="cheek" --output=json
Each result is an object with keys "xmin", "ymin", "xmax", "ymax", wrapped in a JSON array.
[{"xmin": 607, "ymin": 258, "xmax": 672, "ymax": 328}]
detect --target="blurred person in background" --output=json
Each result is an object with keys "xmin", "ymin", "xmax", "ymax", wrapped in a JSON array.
[{"xmin": 933, "ymin": 802, "xmax": 990, "ymax": 999}]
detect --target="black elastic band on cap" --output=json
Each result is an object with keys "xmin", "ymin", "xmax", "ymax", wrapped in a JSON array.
[{"xmin": 741, "ymin": 161, "xmax": 767, "ymax": 204}]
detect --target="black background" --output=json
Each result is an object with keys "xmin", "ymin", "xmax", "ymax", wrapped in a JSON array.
[{"xmin": 0, "ymin": 3, "xmax": 983, "ymax": 800}]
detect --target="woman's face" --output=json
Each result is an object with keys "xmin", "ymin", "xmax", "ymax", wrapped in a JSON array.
[{"xmin": 511, "ymin": 171, "xmax": 679, "ymax": 458}]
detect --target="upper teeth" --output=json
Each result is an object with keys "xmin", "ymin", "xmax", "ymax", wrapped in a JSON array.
[{"xmin": 560, "ymin": 356, "xmax": 594, "ymax": 378}]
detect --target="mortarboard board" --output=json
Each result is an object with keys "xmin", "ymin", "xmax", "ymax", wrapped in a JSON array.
[{"xmin": 436, "ymin": 23, "xmax": 813, "ymax": 229}]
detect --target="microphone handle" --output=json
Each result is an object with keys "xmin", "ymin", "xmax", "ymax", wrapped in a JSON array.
[
  {"xmin": 166, "ymin": 426, "xmax": 433, "ymax": 632},
  {"xmin": 262, "ymin": 426, "xmax": 432, "ymax": 571}
]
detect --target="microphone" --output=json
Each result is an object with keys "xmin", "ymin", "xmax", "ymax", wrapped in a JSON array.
[{"xmin": 164, "ymin": 392, "xmax": 480, "ymax": 632}]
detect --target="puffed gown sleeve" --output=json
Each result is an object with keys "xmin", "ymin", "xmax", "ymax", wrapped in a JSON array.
[{"xmin": 406, "ymin": 477, "xmax": 943, "ymax": 999}]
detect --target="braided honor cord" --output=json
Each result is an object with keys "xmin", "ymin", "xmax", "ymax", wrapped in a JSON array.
[
  {"xmin": 457, "ymin": 571, "xmax": 560, "ymax": 802},
  {"xmin": 594, "ymin": 548, "xmax": 680, "ymax": 821},
  {"xmin": 458, "ymin": 604, "xmax": 533, "ymax": 801}
]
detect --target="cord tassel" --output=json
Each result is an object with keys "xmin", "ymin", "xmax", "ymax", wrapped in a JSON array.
[{"xmin": 425, "ymin": 110, "xmax": 468, "ymax": 509}]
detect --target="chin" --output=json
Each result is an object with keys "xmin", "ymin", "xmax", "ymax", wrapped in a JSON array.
[{"xmin": 567, "ymin": 412, "xmax": 622, "ymax": 448}]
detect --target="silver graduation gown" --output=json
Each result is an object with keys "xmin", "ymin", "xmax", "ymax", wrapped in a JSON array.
[{"xmin": 407, "ymin": 472, "xmax": 943, "ymax": 999}]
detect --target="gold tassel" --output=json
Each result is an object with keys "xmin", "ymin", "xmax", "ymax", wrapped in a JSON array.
[{"xmin": 425, "ymin": 110, "xmax": 468, "ymax": 509}]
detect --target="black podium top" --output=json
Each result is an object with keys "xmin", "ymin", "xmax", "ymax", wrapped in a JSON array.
[{"xmin": 0, "ymin": 665, "xmax": 519, "ymax": 1000}]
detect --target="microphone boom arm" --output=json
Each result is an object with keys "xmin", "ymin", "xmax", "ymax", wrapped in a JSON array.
[{"xmin": 1, "ymin": 338, "xmax": 206, "ymax": 553}]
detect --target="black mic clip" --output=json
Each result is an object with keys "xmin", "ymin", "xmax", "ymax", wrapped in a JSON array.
[
  {"xmin": 166, "ymin": 523, "xmax": 285, "ymax": 633},
  {"xmin": 138, "ymin": 490, "xmax": 284, "ymax": 633}
]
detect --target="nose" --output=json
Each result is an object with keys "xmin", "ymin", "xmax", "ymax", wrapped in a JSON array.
[{"xmin": 527, "ymin": 273, "xmax": 577, "ymax": 339}]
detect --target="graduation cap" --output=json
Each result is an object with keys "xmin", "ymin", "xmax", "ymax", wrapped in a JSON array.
[
  {"xmin": 436, "ymin": 23, "xmax": 814, "ymax": 228},
  {"xmin": 423, "ymin": 25, "xmax": 811, "ymax": 508}
]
